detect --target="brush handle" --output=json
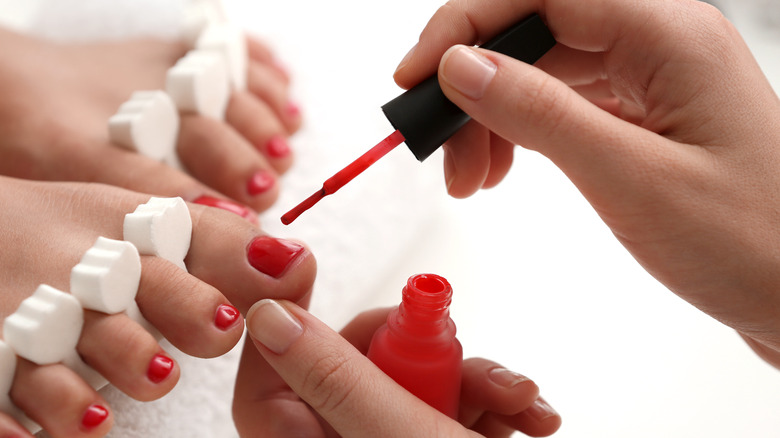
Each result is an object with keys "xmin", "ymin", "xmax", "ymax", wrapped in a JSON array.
[{"xmin": 381, "ymin": 13, "xmax": 556, "ymax": 161}]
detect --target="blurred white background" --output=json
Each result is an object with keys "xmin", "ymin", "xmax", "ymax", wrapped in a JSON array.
[
  {"xmin": 232, "ymin": 1, "xmax": 780, "ymax": 437},
  {"xmin": 1, "ymin": 0, "xmax": 778, "ymax": 436}
]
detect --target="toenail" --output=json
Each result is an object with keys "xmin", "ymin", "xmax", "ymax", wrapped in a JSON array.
[
  {"xmin": 265, "ymin": 135, "xmax": 290, "ymax": 158},
  {"xmin": 284, "ymin": 101, "xmax": 301, "ymax": 118},
  {"xmin": 193, "ymin": 195, "xmax": 256, "ymax": 222},
  {"xmin": 247, "ymin": 170, "xmax": 276, "ymax": 196},
  {"xmin": 81, "ymin": 404, "xmax": 109, "ymax": 430},
  {"xmin": 147, "ymin": 354, "xmax": 174, "ymax": 384},
  {"xmin": 246, "ymin": 236, "xmax": 305, "ymax": 278},
  {"xmin": 214, "ymin": 304, "xmax": 241, "ymax": 331}
]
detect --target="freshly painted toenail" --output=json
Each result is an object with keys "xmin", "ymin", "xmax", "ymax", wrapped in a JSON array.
[
  {"xmin": 214, "ymin": 304, "xmax": 241, "ymax": 331},
  {"xmin": 247, "ymin": 170, "xmax": 276, "ymax": 196},
  {"xmin": 147, "ymin": 354, "xmax": 174, "ymax": 383},
  {"xmin": 194, "ymin": 195, "xmax": 254, "ymax": 220},
  {"xmin": 265, "ymin": 135, "xmax": 291, "ymax": 158},
  {"xmin": 81, "ymin": 404, "xmax": 109, "ymax": 430},
  {"xmin": 247, "ymin": 236, "xmax": 305, "ymax": 278}
]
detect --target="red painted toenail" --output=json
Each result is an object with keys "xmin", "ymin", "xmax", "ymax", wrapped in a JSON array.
[
  {"xmin": 193, "ymin": 195, "xmax": 256, "ymax": 221},
  {"xmin": 247, "ymin": 170, "xmax": 276, "ymax": 196},
  {"xmin": 246, "ymin": 236, "xmax": 304, "ymax": 278},
  {"xmin": 265, "ymin": 135, "xmax": 291, "ymax": 158},
  {"xmin": 147, "ymin": 354, "xmax": 174, "ymax": 384},
  {"xmin": 81, "ymin": 404, "xmax": 109, "ymax": 430},
  {"xmin": 215, "ymin": 304, "xmax": 240, "ymax": 331}
]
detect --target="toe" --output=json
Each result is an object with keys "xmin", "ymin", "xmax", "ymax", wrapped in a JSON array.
[
  {"xmin": 177, "ymin": 115, "xmax": 281, "ymax": 213},
  {"xmin": 76, "ymin": 310, "xmax": 180, "ymax": 401},
  {"xmin": 11, "ymin": 361, "xmax": 113, "ymax": 438}
]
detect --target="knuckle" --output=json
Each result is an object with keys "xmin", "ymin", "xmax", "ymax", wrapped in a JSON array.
[{"xmin": 301, "ymin": 351, "xmax": 360, "ymax": 415}]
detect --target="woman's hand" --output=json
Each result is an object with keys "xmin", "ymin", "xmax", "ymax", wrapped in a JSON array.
[
  {"xmin": 394, "ymin": 0, "xmax": 780, "ymax": 366},
  {"xmin": 233, "ymin": 301, "xmax": 561, "ymax": 437}
]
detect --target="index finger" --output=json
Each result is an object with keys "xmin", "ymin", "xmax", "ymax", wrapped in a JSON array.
[{"xmin": 393, "ymin": 0, "xmax": 662, "ymax": 89}]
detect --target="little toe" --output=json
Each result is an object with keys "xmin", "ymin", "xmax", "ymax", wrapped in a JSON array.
[
  {"xmin": 76, "ymin": 310, "xmax": 179, "ymax": 402},
  {"xmin": 178, "ymin": 115, "xmax": 281, "ymax": 213},
  {"xmin": 11, "ymin": 361, "xmax": 112, "ymax": 438},
  {"xmin": 225, "ymin": 91, "xmax": 294, "ymax": 174}
]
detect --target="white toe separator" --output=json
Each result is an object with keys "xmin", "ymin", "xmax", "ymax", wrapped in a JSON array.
[
  {"xmin": 108, "ymin": 90, "xmax": 180, "ymax": 162},
  {"xmin": 166, "ymin": 49, "xmax": 231, "ymax": 120},
  {"xmin": 195, "ymin": 23, "xmax": 248, "ymax": 91},
  {"xmin": 71, "ymin": 237, "xmax": 142, "ymax": 314},
  {"xmin": 3, "ymin": 285, "xmax": 84, "ymax": 366},
  {"xmin": 124, "ymin": 197, "xmax": 192, "ymax": 272}
]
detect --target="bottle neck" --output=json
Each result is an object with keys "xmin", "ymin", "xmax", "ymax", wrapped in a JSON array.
[{"xmin": 389, "ymin": 274, "xmax": 454, "ymax": 339}]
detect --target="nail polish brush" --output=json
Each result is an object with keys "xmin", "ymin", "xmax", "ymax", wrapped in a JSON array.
[{"xmin": 281, "ymin": 13, "xmax": 555, "ymax": 225}]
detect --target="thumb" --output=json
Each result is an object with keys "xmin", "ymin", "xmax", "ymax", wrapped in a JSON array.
[
  {"xmin": 437, "ymin": 45, "xmax": 673, "ymax": 196},
  {"xmin": 245, "ymin": 299, "xmax": 477, "ymax": 438}
]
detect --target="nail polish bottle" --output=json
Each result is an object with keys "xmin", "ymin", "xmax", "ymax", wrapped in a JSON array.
[{"xmin": 366, "ymin": 273, "xmax": 462, "ymax": 418}]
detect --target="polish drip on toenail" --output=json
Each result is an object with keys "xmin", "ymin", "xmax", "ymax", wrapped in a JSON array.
[
  {"xmin": 147, "ymin": 354, "xmax": 175, "ymax": 384},
  {"xmin": 80, "ymin": 404, "xmax": 109, "ymax": 430},
  {"xmin": 246, "ymin": 236, "xmax": 305, "ymax": 278},
  {"xmin": 214, "ymin": 304, "xmax": 241, "ymax": 331},
  {"xmin": 247, "ymin": 170, "xmax": 275, "ymax": 196}
]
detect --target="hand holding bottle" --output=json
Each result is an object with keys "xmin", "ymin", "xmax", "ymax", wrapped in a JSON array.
[
  {"xmin": 234, "ymin": 300, "xmax": 561, "ymax": 437},
  {"xmin": 395, "ymin": 0, "xmax": 780, "ymax": 366}
]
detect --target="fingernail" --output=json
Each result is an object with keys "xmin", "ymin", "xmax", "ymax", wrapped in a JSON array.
[
  {"xmin": 147, "ymin": 353, "xmax": 174, "ymax": 384},
  {"xmin": 443, "ymin": 147, "xmax": 456, "ymax": 192},
  {"xmin": 247, "ymin": 299, "xmax": 303, "ymax": 354},
  {"xmin": 81, "ymin": 404, "xmax": 109, "ymax": 430},
  {"xmin": 247, "ymin": 170, "xmax": 276, "ymax": 196},
  {"xmin": 265, "ymin": 135, "xmax": 291, "ymax": 158},
  {"xmin": 193, "ymin": 195, "xmax": 256, "ymax": 222},
  {"xmin": 488, "ymin": 367, "xmax": 530, "ymax": 388},
  {"xmin": 527, "ymin": 397, "xmax": 558, "ymax": 422},
  {"xmin": 395, "ymin": 43, "xmax": 417, "ymax": 75},
  {"xmin": 440, "ymin": 45, "xmax": 497, "ymax": 100},
  {"xmin": 247, "ymin": 236, "xmax": 305, "ymax": 278},
  {"xmin": 214, "ymin": 304, "xmax": 241, "ymax": 331}
]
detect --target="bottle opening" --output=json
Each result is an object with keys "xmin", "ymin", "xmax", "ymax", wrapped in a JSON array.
[{"xmin": 412, "ymin": 275, "xmax": 447, "ymax": 294}]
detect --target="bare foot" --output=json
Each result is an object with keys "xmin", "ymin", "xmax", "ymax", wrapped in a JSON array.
[
  {"xmin": 0, "ymin": 177, "xmax": 316, "ymax": 437},
  {"xmin": 0, "ymin": 26, "xmax": 301, "ymax": 214}
]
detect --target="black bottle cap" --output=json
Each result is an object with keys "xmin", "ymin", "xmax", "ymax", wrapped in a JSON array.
[{"xmin": 381, "ymin": 13, "xmax": 556, "ymax": 162}]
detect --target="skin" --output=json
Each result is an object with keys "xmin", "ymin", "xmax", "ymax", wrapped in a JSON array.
[
  {"xmin": 0, "ymin": 26, "xmax": 300, "ymax": 213},
  {"xmin": 391, "ymin": 0, "xmax": 780, "ymax": 367},
  {"xmin": 0, "ymin": 177, "xmax": 317, "ymax": 437},
  {"xmin": 238, "ymin": 302, "xmax": 562, "ymax": 437}
]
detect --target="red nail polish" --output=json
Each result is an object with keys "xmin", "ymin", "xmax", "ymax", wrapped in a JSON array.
[
  {"xmin": 193, "ymin": 195, "xmax": 256, "ymax": 221},
  {"xmin": 215, "ymin": 304, "xmax": 240, "ymax": 331},
  {"xmin": 367, "ymin": 274, "xmax": 462, "ymax": 419},
  {"xmin": 247, "ymin": 170, "xmax": 276, "ymax": 196},
  {"xmin": 246, "ymin": 236, "xmax": 304, "ymax": 278},
  {"xmin": 265, "ymin": 135, "xmax": 291, "ymax": 158},
  {"xmin": 147, "ymin": 354, "xmax": 174, "ymax": 384},
  {"xmin": 81, "ymin": 404, "xmax": 109, "ymax": 430},
  {"xmin": 285, "ymin": 101, "xmax": 301, "ymax": 118}
]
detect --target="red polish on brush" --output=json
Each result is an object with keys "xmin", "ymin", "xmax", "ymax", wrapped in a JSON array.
[
  {"xmin": 367, "ymin": 273, "xmax": 462, "ymax": 418},
  {"xmin": 281, "ymin": 14, "xmax": 555, "ymax": 225}
]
